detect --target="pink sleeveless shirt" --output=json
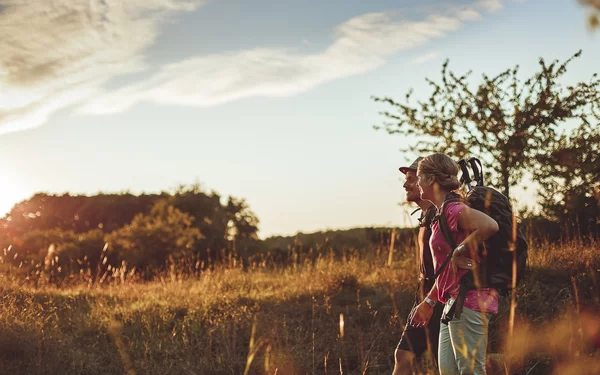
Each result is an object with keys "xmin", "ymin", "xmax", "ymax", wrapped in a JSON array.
[{"xmin": 429, "ymin": 202, "xmax": 498, "ymax": 314}]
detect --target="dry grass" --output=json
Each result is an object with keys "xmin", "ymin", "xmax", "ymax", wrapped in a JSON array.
[{"xmin": 0, "ymin": 239, "xmax": 598, "ymax": 374}]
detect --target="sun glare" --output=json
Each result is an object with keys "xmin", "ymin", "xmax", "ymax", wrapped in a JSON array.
[{"xmin": 0, "ymin": 169, "xmax": 29, "ymax": 218}]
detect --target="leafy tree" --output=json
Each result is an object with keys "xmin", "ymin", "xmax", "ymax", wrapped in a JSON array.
[
  {"xmin": 0, "ymin": 185, "xmax": 261, "ymax": 272},
  {"xmin": 0, "ymin": 228, "xmax": 105, "ymax": 279},
  {"xmin": 534, "ymin": 122, "xmax": 600, "ymax": 235},
  {"xmin": 373, "ymin": 51, "xmax": 600, "ymax": 197},
  {"xmin": 4, "ymin": 229, "xmax": 71, "ymax": 267},
  {"xmin": 105, "ymin": 200, "xmax": 203, "ymax": 276},
  {"xmin": 168, "ymin": 184, "xmax": 229, "ymax": 258},
  {"xmin": 167, "ymin": 185, "xmax": 260, "ymax": 261},
  {"xmin": 224, "ymin": 197, "xmax": 259, "ymax": 241},
  {"xmin": 3, "ymin": 192, "xmax": 162, "ymax": 235},
  {"xmin": 60, "ymin": 229, "xmax": 106, "ymax": 271}
]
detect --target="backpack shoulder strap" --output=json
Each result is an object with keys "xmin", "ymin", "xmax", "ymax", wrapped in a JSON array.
[
  {"xmin": 419, "ymin": 205, "xmax": 437, "ymax": 228},
  {"xmin": 429, "ymin": 196, "xmax": 462, "ymax": 281}
]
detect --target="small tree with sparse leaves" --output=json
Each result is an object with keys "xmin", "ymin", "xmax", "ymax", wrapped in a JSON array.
[{"xmin": 373, "ymin": 51, "xmax": 600, "ymax": 198}]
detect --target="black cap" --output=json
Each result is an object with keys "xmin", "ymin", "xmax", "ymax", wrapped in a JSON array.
[{"xmin": 399, "ymin": 157, "xmax": 423, "ymax": 174}]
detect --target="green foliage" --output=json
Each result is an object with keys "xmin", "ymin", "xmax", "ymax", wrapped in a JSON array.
[
  {"xmin": 1, "ymin": 228, "xmax": 108, "ymax": 282},
  {"xmin": 264, "ymin": 227, "xmax": 416, "ymax": 253},
  {"xmin": 3, "ymin": 192, "xmax": 163, "ymax": 235},
  {"xmin": 166, "ymin": 185, "xmax": 260, "ymax": 261},
  {"xmin": 224, "ymin": 197, "xmax": 260, "ymax": 242},
  {"xmin": 106, "ymin": 200, "xmax": 203, "ymax": 276},
  {"xmin": 0, "ymin": 185, "xmax": 261, "ymax": 277},
  {"xmin": 7, "ymin": 229, "xmax": 77, "ymax": 265},
  {"xmin": 167, "ymin": 185, "xmax": 229, "ymax": 257},
  {"xmin": 534, "ymin": 122, "xmax": 600, "ymax": 234},
  {"xmin": 373, "ymin": 51, "xmax": 600, "ymax": 197},
  {"xmin": 260, "ymin": 227, "xmax": 418, "ymax": 268}
]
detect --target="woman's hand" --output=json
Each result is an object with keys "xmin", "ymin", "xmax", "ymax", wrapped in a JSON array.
[
  {"xmin": 409, "ymin": 301, "xmax": 434, "ymax": 328},
  {"xmin": 451, "ymin": 251, "xmax": 475, "ymax": 275}
]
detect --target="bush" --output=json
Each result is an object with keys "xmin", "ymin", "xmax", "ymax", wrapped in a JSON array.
[{"xmin": 105, "ymin": 201, "xmax": 203, "ymax": 278}]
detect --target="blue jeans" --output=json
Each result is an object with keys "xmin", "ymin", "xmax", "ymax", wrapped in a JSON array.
[{"xmin": 438, "ymin": 306, "xmax": 490, "ymax": 375}]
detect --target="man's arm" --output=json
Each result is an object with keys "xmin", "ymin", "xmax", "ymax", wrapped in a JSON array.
[
  {"xmin": 410, "ymin": 281, "xmax": 438, "ymax": 327},
  {"xmin": 425, "ymin": 283, "xmax": 438, "ymax": 303}
]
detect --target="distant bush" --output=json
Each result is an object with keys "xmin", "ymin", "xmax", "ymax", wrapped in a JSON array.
[{"xmin": 105, "ymin": 201, "xmax": 203, "ymax": 278}]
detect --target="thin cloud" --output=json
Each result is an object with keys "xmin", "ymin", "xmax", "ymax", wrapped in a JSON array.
[
  {"xmin": 456, "ymin": 7, "xmax": 483, "ymax": 21},
  {"xmin": 81, "ymin": 1, "xmax": 506, "ymax": 115},
  {"xmin": 476, "ymin": 0, "xmax": 504, "ymax": 12},
  {"xmin": 408, "ymin": 51, "xmax": 441, "ymax": 65},
  {"xmin": 0, "ymin": 0, "xmax": 510, "ymax": 134},
  {"xmin": 0, "ymin": 0, "xmax": 206, "ymax": 135}
]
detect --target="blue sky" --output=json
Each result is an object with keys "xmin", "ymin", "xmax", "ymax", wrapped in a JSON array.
[{"xmin": 0, "ymin": 0, "xmax": 598, "ymax": 237}]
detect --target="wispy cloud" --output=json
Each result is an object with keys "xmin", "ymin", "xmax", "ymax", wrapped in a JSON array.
[
  {"xmin": 0, "ymin": 0, "xmax": 205, "ymax": 134},
  {"xmin": 0, "ymin": 0, "xmax": 509, "ymax": 134},
  {"xmin": 408, "ymin": 51, "xmax": 441, "ymax": 65},
  {"xmin": 476, "ymin": 0, "xmax": 504, "ymax": 12},
  {"xmin": 81, "ymin": 12, "xmax": 463, "ymax": 113},
  {"xmin": 81, "ymin": 1, "xmax": 506, "ymax": 115}
]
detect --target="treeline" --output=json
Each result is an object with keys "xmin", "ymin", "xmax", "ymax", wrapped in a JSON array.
[
  {"xmin": 0, "ymin": 183, "xmax": 426, "ymax": 282},
  {"xmin": 264, "ymin": 227, "xmax": 417, "ymax": 253},
  {"xmin": 0, "ymin": 185, "xmax": 260, "ymax": 280},
  {"xmin": 0, "ymin": 183, "xmax": 597, "ymax": 284},
  {"xmin": 258, "ymin": 226, "xmax": 420, "ymax": 266},
  {"xmin": 261, "ymin": 216, "xmax": 596, "ymax": 262}
]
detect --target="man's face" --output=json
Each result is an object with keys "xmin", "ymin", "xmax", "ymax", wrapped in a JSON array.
[{"xmin": 403, "ymin": 170, "xmax": 421, "ymax": 202}]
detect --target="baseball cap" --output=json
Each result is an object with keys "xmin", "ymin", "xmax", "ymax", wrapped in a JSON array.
[{"xmin": 399, "ymin": 157, "xmax": 423, "ymax": 174}]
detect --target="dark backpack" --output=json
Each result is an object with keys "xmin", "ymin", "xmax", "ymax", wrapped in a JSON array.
[{"xmin": 436, "ymin": 158, "xmax": 528, "ymax": 296}]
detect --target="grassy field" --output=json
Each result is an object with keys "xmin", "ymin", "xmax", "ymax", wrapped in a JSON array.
[{"xmin": 0, "ymin": 238, "xmax": 599, "ymax": 375}]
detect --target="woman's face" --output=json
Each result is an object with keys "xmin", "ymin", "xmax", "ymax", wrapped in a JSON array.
[{"xmin": 416, "ymin": 171, "xmax": 433, "ymax": 201}]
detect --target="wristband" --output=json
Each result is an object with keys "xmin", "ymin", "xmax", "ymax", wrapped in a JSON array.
[
  {"xmin": 454, "ymin": 244, "xmax": 466, "ymax": 256},
  {"xmin": 424, "ymin": 296, "xmax": 436, "ymax": 308}
]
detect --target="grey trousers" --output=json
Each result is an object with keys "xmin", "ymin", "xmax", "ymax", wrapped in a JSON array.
[{"xmin": 438, "ymin": 307, "xmax": 491, "ymax": 375}]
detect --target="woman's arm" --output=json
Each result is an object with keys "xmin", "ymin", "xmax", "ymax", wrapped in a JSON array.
[
  {"xmin": 456, "ymin": 206, "xmax": 499, "ymax": 257},
  {"xmin": 450, "ymin": 206, "xmax": 499, "ymax": 276}
]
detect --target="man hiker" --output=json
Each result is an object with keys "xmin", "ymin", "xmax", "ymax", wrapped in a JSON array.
[{"xmin": 392, "ymin": 157, "xmax": 444, "ymax": 375}]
